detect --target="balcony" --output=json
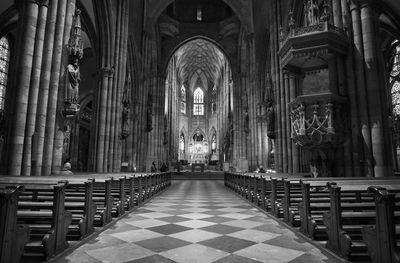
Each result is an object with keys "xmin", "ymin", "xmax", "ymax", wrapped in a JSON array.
[{"xmin": 279, "ymin": 21, "xmax": 348, "ymax": 70}]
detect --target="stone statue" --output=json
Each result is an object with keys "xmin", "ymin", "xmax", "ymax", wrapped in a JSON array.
[
  {"xmin": 121, "ymin": 80, "xmax": 130, "ymax": 139},
  {"xmin": 66, "ymin": 60, "xmax": 80, "ymax": 104},
  {"xmin": 211, "ymin": 134, "xmax": 216, "ymax": 152},
  {"xmin": 193, "ymin": 131, "xmax": 203, "ymax": 142},
  {"xmin": 306, "ymin": 0, "xmax": 319, "ymax": 26},
  {"xmin": 244, "ymin": 109, "xmax": 249, "ymax": 133},
  {"xmin": 266, "ymin": 100, "xmax": 275, "ymax": 139},
  {"xmin": 146, "ymin": 95, "xmax": 153, "ymax": 132}
]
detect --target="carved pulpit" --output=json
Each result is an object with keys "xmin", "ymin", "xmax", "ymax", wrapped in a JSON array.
[{"xmin": 278, "ymin": 0, "xmax": 349, "ymax": 176}]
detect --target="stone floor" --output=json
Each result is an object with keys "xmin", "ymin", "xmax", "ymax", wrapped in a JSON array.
[{"xmin": 55, "ymin": 180, "xmax": 342, "ymax": 263}]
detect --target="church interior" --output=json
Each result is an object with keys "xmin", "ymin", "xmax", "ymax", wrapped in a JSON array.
[{"xmin": 1, "ymin": 0, "xmax": 400, "ymax": 262}]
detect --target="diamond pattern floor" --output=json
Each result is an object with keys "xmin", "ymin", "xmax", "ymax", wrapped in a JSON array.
[{"xmin": 55, "ymin": 180, "xmax": 341, "ymax": 263}]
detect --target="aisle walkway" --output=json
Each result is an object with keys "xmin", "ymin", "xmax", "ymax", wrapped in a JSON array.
[{"xmin": 56, "ymin": 181, "xmax": 340, "ymax": 263}]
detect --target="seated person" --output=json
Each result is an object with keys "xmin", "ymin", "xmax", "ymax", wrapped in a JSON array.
[
  {"xmin": 258, "ymin": 165, "xmax": 266, "ymax": 173},
  {"xmin": 160, "ymin": 162, "xmax": 168, "ymax": 172},
  {"xmin": 60, "ymin": 162, "xmax": 74, "ymax": 175},
  {"xmin": 151, "ymin": 162, "xmax": 157, "ymax": 172}
]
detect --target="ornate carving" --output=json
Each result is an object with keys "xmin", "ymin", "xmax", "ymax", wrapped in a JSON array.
[
  {"xmin": 266, "ymin": 100, "xmax": 275, "ymax": 139},
  {"xmin": 146, "ymin": 94, "xmax": 153, "ymax": 132},
  {"xmin": 290, "ymin": 94, "xmax": 346, "ymax": 148},
  {"xmin": 304, "ymin": 0, "xmax": 320, "ymax": 26},
  {"xmin": 291, "ymin": 103, "xmax": 333, "ymax": 147},
  {"xmin": 63, "ymin": 10, "xmax": 83, "ymax": 119},
  {"xmin": 120, "ymin": 73, "xmax": 131, "ymax": 139}
]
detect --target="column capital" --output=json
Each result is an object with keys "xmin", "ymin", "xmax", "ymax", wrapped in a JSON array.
[
  {"xmin": 348, "ymin": 0, "xmax": 359, "ymax": 12},
  {"xmin": 15, "ymin": 0, "xmax": 48, "ymax": 8},
  {"xmin": 98, "ymin": 67, "xmax": 115, "ymax": 77},
  {"xmin": 359, "ymin": 0, "xmax": 380, "ymax": 9}
]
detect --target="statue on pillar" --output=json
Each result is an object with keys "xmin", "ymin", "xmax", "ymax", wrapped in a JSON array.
[
  {"xmin": 63, "ymin": 9, "xmax": 83, "ymax": 118},
  {"xmin": 65, "ymin": 58, "xmax": 80, "ymax": 105},
  {"xmin": 146, "ymin": 94, "xmax": 153, "ymax": 132},
  {"xmin": 121, "ymin": 73, "xmax": 131, "ymax": 139},
  {"xmin": 244, "ymin": 108, "xmax": 249, "ymax": 134},
  {"xmin": 266, "ymin": 99, "xmax": 275, "ymax": 139}
]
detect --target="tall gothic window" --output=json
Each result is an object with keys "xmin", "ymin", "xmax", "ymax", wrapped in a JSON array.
[
  {"xmin": 391, "ymin": 43, "xmax": 400, "ymax": 116},
  {"xmin": 180, "ymin": 85, "xmax": 186, "ymax": 114},
  {"xmin": 390, "ymin": 40, "xmax": 400, "ymax": 170},
  {"xmin": 211, "ymin": 85, "xmax": 217, "ymax": 114},
  {"xmin": 0, "ymin": 36, "xmax": 10, "ymax": 112},
  {"xmin": 196, "ymin": 7, "xmax": 202, "ymax": 21},
  {"xmin": 193, "ymin": 87, "xmax": 204, "ymax": 115}
]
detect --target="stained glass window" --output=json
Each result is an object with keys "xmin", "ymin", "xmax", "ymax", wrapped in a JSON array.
[
  {"xmin": 181, "ymin": 85, "xmax": 186, "ymax": 101},
  {"xmin": 391, "ymin": 42, "xmax": 400, "ymax": 117},
  {"xmin": 180, "ymin": 85, "xmax": 186, "ymax": 114},
  {"xmin": 193, "ymin": 88, "xmax": 204, "ymax": 115},
  {"xmin": 0, "ymin": 36, "xmax": 10, "ymax": 112},
  {"xmin": 180, "ymin": 101, "xmax": 186, "ymax": 114}
]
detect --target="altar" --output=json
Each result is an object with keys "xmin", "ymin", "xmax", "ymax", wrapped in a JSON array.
[
  {"xmin": 191, "ymin": 163, "xmax": 205, "ymax": 172},
  {"xmin": 189, "ymin": 140, "xmax": 209, "ymax": 164}
]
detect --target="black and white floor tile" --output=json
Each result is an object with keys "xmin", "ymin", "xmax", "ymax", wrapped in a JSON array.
[{"xmin": 56, "ymin": 181, "xmax": 341, "ymax": 263}]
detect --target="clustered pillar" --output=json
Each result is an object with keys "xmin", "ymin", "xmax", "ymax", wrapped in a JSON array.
[
  {"xmin": 8, "ymin": 0, "xmax": 78, "ymax": 176},
  {"xmin": 93, "ymin": 0, "xmax": 130, "ymax": 173}
]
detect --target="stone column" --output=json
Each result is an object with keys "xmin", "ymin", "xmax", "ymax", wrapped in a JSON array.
[
  {"xmin": 33, "ymin": 0, "xmax": 59, "ymax": 176},
  {"xmin": 21, "ymin": 0, "xmax": 48, "ymax": 175},
  {"xmin": 360, "ymin": 0, "xmax": 391, "ymax": 176},
  {"xmin": 289, "ymin": 71, "xmax": 299, "ymax": 173},
  {"xmin": 8, "ymin": 0, "xmax": 40, "ymax": 175},
  {"xmin": 280, "ymin": 71, "xmax": 288, "ymax": 172},
  {"xmin": 284, "ymin": 70, "xmax": 292, "ymax": 173},
  {"xmin": 342, "ymin": 0, "xmax": 361, "ymax": 177},
  {"xmin": 332, "ymin": 0, "xmax": 343, "ymax": 28},
  {"xmin": 41, "ymin": 0, "xmax": 73, "ymax": 175},
  {"xmin": 95, "ymin": 67, "xmax": 113, "ymax": 172},
  {"xmin": 350, "ymin": 0, "xmax": 372, "ymax": 176},
  {"xmin": 113, "ymin": 0, "xmax": 130, "ymax": 171}
]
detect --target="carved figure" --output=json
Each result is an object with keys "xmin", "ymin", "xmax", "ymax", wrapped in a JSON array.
[
  {"xmin": 266, "ymin": 100, "xmax": 275, "ymax": 139},
  {"xmin": 211, "ymin": 134, "xmax": 216, "ymax": 152},
  {"xmin": 306, "ymin": 0, "xmax": 319, "ymax": 26},
  {"xmin": 244, "ymin": 109, "xmax": 249, "ymax": 133},
  {"xmin": 65, "ymin": 58, "xmax": 80, "ymax": 105}
]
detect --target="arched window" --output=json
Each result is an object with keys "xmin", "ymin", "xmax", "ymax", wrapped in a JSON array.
[
  {"xmin": 211, "ymin": 85, "xmax": 217, "ymax": 114},
  {"xmin": 0, "ymin": 36, "xmax": 10, "ymax": 112},
  {"xmin": 180, "ymin": 85, "xmax": 186, "ymax": 114},
  {"xmin": 193, "ymin": 87, "xmax": 204, "ymax": 115},
  {"xmin": 391, "ymin": 43, "xmax": 400, "ymax": 115},
  {"xmin": 390, "ymin": 40, "xmax": 400, "ymax": 170}
]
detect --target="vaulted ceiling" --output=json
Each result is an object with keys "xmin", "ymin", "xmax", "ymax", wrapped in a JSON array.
[{"xmin": 175, "ymin": 39, "xmax": 227, "ymax": 85}]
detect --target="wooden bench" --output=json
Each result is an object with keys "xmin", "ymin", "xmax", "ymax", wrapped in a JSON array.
[
  {"xmin": 0, "ymin": 185, "xmax": 30, "ymax": 263},
  {"xmin": 298, "ymin": 177, "xmax": 398, "ymax": 239},
  {"xmin": 9, "ymin": 182, "xmax": 71, "ymax": 260},
  {"xmin": 362, "ymin": 186, "xmax": 400, "ymax": 263},
  {"xmin": 1, "ymin": 177, "xmax": 97, "ymax": 238},
  {"xmin": 323, "ymin": 181, "xmax": 400, "ymax": 260}
]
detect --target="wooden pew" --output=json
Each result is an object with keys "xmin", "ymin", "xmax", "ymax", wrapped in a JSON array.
[
  {"xmin": 298, "ymin": 177, "xmax": 398, "ymax": 239},
  {"xmin": 0, "ymin": 186, "xmax": 30, "ymax": 263},
  {"xmin": 323, "ymin": 181, "xmax": 400, "ymax": 260},
  {"xmin": 362, "ymin": 186, "xmax": 400, "ymax": 263},
  {"xmin": 0, "ymin": 182, "xmax": 72, "ymax": 260},
  {"xmin": 1, "ymin": 177, "xmax": 96, "ymax": 238}
]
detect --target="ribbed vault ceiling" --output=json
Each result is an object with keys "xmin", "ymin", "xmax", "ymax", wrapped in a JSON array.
[{"xmin": 175, "ymin": 39, "xmax": 226, "ymax": 85}]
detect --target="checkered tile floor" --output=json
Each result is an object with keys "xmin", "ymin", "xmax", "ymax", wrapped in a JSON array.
[{"xmin": 56, "ymin": 181, "xmax": 341, "ymax": 263}]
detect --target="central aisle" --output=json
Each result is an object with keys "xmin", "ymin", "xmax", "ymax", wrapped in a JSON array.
[{"xmin": 57, "ymin": 181, "xmax": 340, "ymax": 263}]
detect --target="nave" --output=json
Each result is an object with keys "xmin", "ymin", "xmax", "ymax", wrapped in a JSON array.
[{"xmin": 56, "ymin": 181, "xmax": 340, "ymax": 263}]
